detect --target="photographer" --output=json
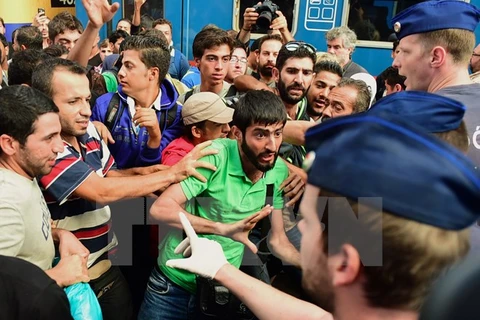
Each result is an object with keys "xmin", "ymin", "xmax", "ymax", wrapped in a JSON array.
[{"xmin": 238, "ymin": 1, "xmax": 294, "ymax": 45}]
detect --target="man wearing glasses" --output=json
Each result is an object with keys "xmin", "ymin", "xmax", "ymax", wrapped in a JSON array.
[
  {"xmin": 470, "ymin": 44, "xmax": 480, "ymax": 83},
  {"xmin": 225, "ymin": 40, "xmax": 248, "ymax": 84}
]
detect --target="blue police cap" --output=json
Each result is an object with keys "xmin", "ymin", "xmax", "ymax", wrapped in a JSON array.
[
  {"xmin": 304, "ymin": 113, "xmax": 480, "ymax": 230},
  {"xmin": 368, "ymin": 91, "xmax": 465, "ymax": 133},
  {"xmin": 392, "ymin": 0, "xmax": 480, "ymax": 40}
]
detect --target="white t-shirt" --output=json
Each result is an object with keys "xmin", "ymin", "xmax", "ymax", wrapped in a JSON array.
[{"xmin": 0, "ymin": 168, "xmax": 55, "ymax": 270}]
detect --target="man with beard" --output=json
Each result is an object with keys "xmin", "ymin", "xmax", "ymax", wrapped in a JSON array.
[
  {"xmin": 165, "ymin": 109, "xmax": 479, "ymax": 320},
  {"xmin": 140, "ymin": 90, "xmax": 300, "ymax": 320},
  {"xmin": 234, "ymin": 34, "xmax": 283, "ymax": 91},
  {"xmin": 254, "ymin": 34, "xmax": 283, "ymax": 86},
  {"xmin": 306, "ymin": 61, "xmax": 343, "ymax": 121},
  {"xmin": 274, "ymin": 41, "xmax": 316, "ymax": 168}
]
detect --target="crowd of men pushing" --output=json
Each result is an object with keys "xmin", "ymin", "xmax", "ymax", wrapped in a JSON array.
[{"xmin": 0, "ymin": 0, "xmax": 480, "ymax": 319}]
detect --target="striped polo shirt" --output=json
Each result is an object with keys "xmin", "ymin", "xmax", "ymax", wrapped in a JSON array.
[{"xmin": 39, "ymin": 122, "xmax": 117, "ymax": 268}]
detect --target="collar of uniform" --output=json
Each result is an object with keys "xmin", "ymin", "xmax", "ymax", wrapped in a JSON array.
[{"xmin": 127, "ymin": 89, "xmax": 162, "ymax": 123}]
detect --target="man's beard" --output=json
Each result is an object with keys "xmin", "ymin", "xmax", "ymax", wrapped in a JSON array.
[
  {"xmin": 302, "ymin": 250, "xmax": 335, "ymax": 313},
  {"xmin": 241, "ymin": 138, "xmax": 278, "ymax": 172},
  {"xmin": 278, "ymin": 79, "xmax": 307, "ymax": 105},
  {"xmin": 259, "ymin": 63, "xmax": 274, "ymax": 78}
]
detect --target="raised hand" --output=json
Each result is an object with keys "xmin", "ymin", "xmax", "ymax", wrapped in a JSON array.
[
  {"xmin": 171, "ymin": 140, "xmax": 218, "ymax": 183},
  {"xmin": 280, "ymin": 166, "xmax": 306, "ymax": 207},
  {"xmin": 82, "ymin": 0, "xmax": 120, "ymax": 29},
  {"xmin": 92, "ymin": 121, "xmax": 115, "ymax": 145},
  {"xmin": 166, "ymin": 212, "xmax": 229, "ymax": 279},
  {"xmin": 242, "ymin": 2, "xmax": 261, "ymax": 31},
  {"xmin": 221, "ymin": 205, "xmax": 273, "ymax": 253},
  {"xmin": 133, "ymin": 107, "xmax": 161, "ymax": 147}
]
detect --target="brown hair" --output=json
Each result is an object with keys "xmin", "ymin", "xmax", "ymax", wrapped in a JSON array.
[
  {"xmin": 320, "ymin": 190, "xmax": 470, "ymax": 311},
  {"xmin": 419, "ymin": 29, "xmax": 475, "ymax": 65},
  {"xmin": 153, "ymin": 18, "xmax": 172, "ymax": 31},
  {"xmin": 433, "ymin": 120, "xmax": 469, "ymax": 154}
]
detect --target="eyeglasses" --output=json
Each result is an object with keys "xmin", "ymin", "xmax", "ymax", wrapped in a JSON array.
[
  {"xmin": 284, "ymin": 41, "xmax": 317, "ymax": 55},
  {"xmin": 472, "ymin": 52, "xmax": 480, "ymax": 57},
  {"xmin": 230, "ymin": 56, "xmax": 248, "ymax": 64}
]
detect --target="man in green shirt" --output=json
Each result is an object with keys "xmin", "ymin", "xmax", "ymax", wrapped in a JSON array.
[{"xmin": 139, "ymin": 90, "xmax": 300, "ymax": 320}]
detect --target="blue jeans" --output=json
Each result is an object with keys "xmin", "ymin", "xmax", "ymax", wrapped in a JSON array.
[{"xmin": 138, "ymin": 266, "xmax": 196, "ymax": 320}]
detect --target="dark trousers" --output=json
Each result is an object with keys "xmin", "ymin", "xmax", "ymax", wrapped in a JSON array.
[{"xmin": 89, "ymin": 265, "xmax": 133, "ymax": 320}]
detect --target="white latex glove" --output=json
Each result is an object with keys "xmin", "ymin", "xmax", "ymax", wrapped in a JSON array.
[{"xmin": 166, "ymin": 212, "xmax": 229, "ymax": 279}]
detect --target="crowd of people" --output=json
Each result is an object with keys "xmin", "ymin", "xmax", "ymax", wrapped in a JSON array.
[{"xmin": 0, "ymin": 0, "xmax": 479, "ymax": 319}]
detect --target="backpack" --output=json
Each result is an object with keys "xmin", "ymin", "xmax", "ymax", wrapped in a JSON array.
[{"xmin": 104, "ymin": 93, "xmax": 179, "ymax": 133}]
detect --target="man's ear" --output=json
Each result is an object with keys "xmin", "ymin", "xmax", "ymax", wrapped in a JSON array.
[
  {"xmin": 0, "ymin": 134, "xmax": 18, "ymax": 156},
  {"xmin": 191, "ymin": 125, "xmax": 202, "ymax": 139},
  {"xmin": 230, "ymin": 125, "xmax": 242, "ymax": 141},
  {"xmin": 149, "ymin": 67, "xmax": 159, "ymax": 81},
  {"xmin": 394, "ymin": 83, "xmax": 403, "ymax": 92},
  {"xmin": 430, "ymin": 46, "xmax": 447, "ymax": 68},
  {"xmin": 194, "ymin": 57, "xmax": 201, "ymax": 68},
  {"xmin": 272, "ymin": 67, "xmax": 280, "ymax": 83},
  {"xmin": 330, "ymin": 244, "xmax": 361, "ymax": 287}
]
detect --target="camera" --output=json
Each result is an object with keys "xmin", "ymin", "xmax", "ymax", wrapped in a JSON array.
[{"xmin": 253, "ymin": 0, "xmax": 280, "ymax": 32}]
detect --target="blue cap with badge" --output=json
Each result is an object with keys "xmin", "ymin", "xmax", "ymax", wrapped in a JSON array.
[
  {"xmin": 392, "ymin": 0, "xmax": 480, "ymax": 40},
  {"xmin": 368, "ymin": 91, "xmax": 465, "ymax": 133},
  {"xmin": 304, "ymin": 113, "xmax": 480, "ymax": 230}
]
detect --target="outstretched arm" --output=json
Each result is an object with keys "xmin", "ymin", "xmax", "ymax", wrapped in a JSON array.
[
  {"xmin": 167, "ymin": 213, "xmax": 332, "ymax": 320},
  {"xmin": 68, "ymin": 0, "xmax": 119, "ymax": 66}
]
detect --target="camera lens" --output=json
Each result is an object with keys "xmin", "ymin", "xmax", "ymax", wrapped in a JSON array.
[{"xmin": 256, "ymin": 10, "xmax": 273, "ymax": 30}]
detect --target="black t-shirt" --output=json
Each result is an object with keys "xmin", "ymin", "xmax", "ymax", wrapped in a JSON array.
[
  {"xmin": 0, "ymin": 255, "xmax": 73, "ymax": 320},
  {"xmin": 88, "ymin": 53, "xmax": 103, "ymax": 68}
]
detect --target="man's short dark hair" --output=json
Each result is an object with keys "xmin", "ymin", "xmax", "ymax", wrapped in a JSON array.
[
  {"xmin": 393, "ymin": 40, "xmax": 400, "ymax": 52},
  {"xmin": 152, "ymin": 18, "xmax": 172, "ymax": 31},
  {"xmin": 382, "ymin": 66, "xmax": 406, "ymax": 90},
  {"xmin": 232, "ymin": 90, "xmax": 287, "ymax": 134},
  {"xmin": 32, "ymin": 58, "xmax": 87, "ymax": 98},
  {"xmin": 275, "ymin": 42, "xmax": 316, "ymax": 72},
  {"xmin": 138, "ymin": 29, "xmax": 168, "ymax": 47},
  {"xmin": 9, "ymin": 49, "xmax": 50, "ymax": 86},
  {"xmin": 192, "ymin": 28, "xmax": 234, "ymax": 59},
  {"xmin": 139, "ymin": 14, "xmax": 154, "ymax": 31},
  {"xmin": 48, "ymin": 11, "xmax": 84, "ymax": 42},
  {"xmin": 43, "ymin": 44, "xmax": 69, "ymax": 58},
  {"xmin": 117, "ymin": 18, "xmax": 132, "ymax": 27},
  {"xmin": 258, "ymin": 34, "xmax": 283, "ymax": 53},
  {"xmin": 108, "ymin": 29, "xmax": 129, "ymax": 45},
  {"xmin": 15, "ymin": 26, "xmax": 43, "ymax": 50},
  {"xmin": 314, "ymin": 60, "xmax": 343, "ymax": 77},
  {"xmin": 0, "ymin": 85, "xmax": 59, "ymax": 151},
  {"xmin": 121, "ymin": 35, "xmax": 170, "ymax": 84}
]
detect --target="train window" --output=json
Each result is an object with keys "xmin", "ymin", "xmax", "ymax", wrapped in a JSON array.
[
  {"xmin": 346, "ymin": 0, "xmax": 423, "ymax": 42},
  {"xmin": 235, "ymin": 0, "xmax": 299, "ymax": 36},
  {"xmin": 123, "ymin": 0, "xmax": 165, "ymax": 22}
]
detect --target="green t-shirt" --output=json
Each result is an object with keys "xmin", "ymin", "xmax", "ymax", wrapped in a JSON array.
[{"xmin": 158, "ymin": 138, "xmax": 288, "ymax": 293}]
